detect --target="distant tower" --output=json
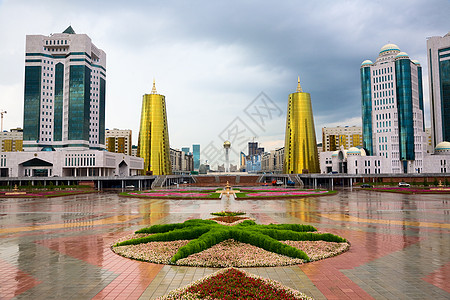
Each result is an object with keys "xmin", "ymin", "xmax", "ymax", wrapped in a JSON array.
[
  {"xmin": 137, "ymin": 80, "xmax": 171, "ymax": 175},
  {"xmin": 223, "ymin": 141, "xmax": 231, "ymax": 172},
  {"xmin": 283, "ymin": 77, "xmax": 319, "ymax": 174}
]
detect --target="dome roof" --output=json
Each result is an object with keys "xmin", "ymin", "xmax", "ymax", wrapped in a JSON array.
[
  {"xmin": 411, "ymin": 59, "xmax": 420, "ymax": 65},
  {"xmin": 395, "ymin": 52, "xmax": 409, "ymax": 59},
  {"xmin": 223, "ymin": 141, "xmax": 231, "ymax": 148},
  {"xmin": 361, "ymin": 60, "xmax": 373, "ymax": 67},
  {"xmin": 435, "ymin": 141, "xmax": 450, "ymax": 151},
  {"xmin": 347, "ymin": 147, "xmax": 367, "ymax": 156},
  {"xmin": 379, "ymin": 43, "xmax": 400, "ymax": 54},
  {"xmin": 331, "ymin": 150, "xmax": 339, "ymax": 157}
]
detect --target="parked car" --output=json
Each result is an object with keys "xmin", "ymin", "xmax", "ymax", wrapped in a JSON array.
[
  {"xmin": 287, "ymin": 180, "xmax": 296, "ymax": 186},
  {"xmin": 398, "ymin": 182, "xmax": 410, "ymax": 187},
  {"xmin": 360, "ymin": 184, "xmax": 373, "ymax": 188}
]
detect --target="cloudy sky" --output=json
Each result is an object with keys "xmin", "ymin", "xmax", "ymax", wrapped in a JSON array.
[{"xmin": 0, "ymin": 0, "xmax": 449, "ymax": 167}]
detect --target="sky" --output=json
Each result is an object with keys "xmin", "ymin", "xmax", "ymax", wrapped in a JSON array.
[{"xmin": 0, "ymin": 0, "xmax": 449, "ymax": 167}]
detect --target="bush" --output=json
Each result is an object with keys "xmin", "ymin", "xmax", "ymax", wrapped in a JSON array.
[
  {"xmin": 116, "ymin": 226, "xmax": 212, "ymax": 247},
  {"xmin": 136, "ymin": 219, "xmax": 217, "ymax": 234}
]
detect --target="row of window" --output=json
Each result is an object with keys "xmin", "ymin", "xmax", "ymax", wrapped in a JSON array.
[
  {"xmin": 374, "ymin": 74, "xmax": 393, "ymax": 83},
  {"xmin": 45, "ymin": 40, "xmax": 68, "ymax": 46},
  {"xmin": 373, "ymin": 66, "xmax": 393, "ymax": 76},
  {"xmin": 65, "ymin": 156, "xmax": 96, "ymax": 167},
  {"xmin": 374, "ymin": 89, "xmax": 394, "ymax": 98}
]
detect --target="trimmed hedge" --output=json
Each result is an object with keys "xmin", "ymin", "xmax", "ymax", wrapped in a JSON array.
[
  {"xmin": 170, "ymin": 227, "xmax": 309, "ymax": 263},
  {"xmin": 135, "ymin": 219, "xmax": 217, "ymax": 234},
  {"xmin": 116, "ymin": 218, "xmax": 347, "ymax": 263},
  {"xmin": 248, "ymin": 229, "xmax": 347, "ymax": 243},
  {"xmin": 116, "ymin": 226, "xmax": 212, "ymax": 246},
  {"xmin": 246, "ymin": 223, "xmax": 317, "ymax": 232}
]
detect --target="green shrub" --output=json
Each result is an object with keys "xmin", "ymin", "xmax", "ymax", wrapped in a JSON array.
[
  {"xmin": 136, "ymin": 219, "xmax": 217, "ymax": 234},
  {"xmin": 117, "ymin": 226, "xmax": 212, "ymax": 246},
  {"xmin": 433, "ymin": 178, "xmax": 439, "ymax": 186}
]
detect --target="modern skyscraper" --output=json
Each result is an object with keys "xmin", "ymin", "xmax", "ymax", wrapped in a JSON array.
[
  {"xmin": 23, "ymin": 26, "xmax": 106, "ymax": 151},
  {"xmin": 181, "ymin": 147, "xmax": 190, "ymax": 154},
  {"xmin": 192, "ymin": 144, "xmax": 200, "ymax": 169},
  {"xmin": 427, "ymin": 33, "xmax": 450, "ymax": 148},
  {"xmin": 137, "ymin": 80, "xmax": 171, "ymax": 175},
  {"xmin": 360, "ymin": 43, "xmax": 427, "ymax": 173},
  {"xmin": 283, "ymin": 77, "xmax": 319, "ymax": 174}
]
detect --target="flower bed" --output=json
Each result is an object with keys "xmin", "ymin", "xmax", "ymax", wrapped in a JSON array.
[
  {"xmin": 112, "ymin": 217, "xmax": 349, "ymax": 267},
  {"xmin": 0, "ymin": 190, "xmax": 95, "ymax": 198},
  {"xmin": 157, "ymin": 267, "xmax": 312, "ymax": 300},
  {"xmin": 372, "ymin": 187, "xmax": 450, "ymax": 194},
  {"xmin": 113, "ymin": 237, "xmax": 348, "ymax": 267}
]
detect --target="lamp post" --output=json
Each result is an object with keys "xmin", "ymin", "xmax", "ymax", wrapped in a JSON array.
[{"xmin": 0, "ymin": 110, "xmax": 6, "ymax": 132}]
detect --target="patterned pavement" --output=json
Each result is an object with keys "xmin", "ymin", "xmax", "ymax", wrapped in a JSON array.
[{"xmin": 0, "ymin": 189, "xmax": 449, "ymax": 299}]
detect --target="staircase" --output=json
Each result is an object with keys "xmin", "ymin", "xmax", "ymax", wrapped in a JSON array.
[
  {"xmin": 288, "ymin": 174, "xmax": 304, "ymax": 187},
  {"xmin": 151, "ymin": 175, "xmax": 167, "ymax": 189}
]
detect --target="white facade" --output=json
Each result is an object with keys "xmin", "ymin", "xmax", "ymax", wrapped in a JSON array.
[
  {"xmin": 361, "ymin": 44, "xmax": 427, "ymax": 174},
  {"xmin": 320, "ymin": 143, "xmax": 450, "ymax": 175},
  {"xmin": 24, "ymin": 26, "xmax": 106, "ymax": 151},
  {"xmin": 0, "ymin": 150, "xmax": 143, "ymax": 177},
  {"xmin": 427, "ymin": 33, "xmax": 450, "ymax": 148}
]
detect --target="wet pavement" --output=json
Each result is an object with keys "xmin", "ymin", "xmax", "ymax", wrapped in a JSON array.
[{"xmin": 0, "ymin": 189, "xmax": 449, "ymax": 299}]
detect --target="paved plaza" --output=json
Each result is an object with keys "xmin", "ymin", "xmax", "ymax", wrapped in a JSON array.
[{"xmin": 0, "ymin": 189, "xmax": 449, "ymax": 299}]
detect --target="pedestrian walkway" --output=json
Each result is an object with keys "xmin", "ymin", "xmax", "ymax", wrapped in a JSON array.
[{"xmin": 0, "ymin": 190, "xmax": 448, "ymax": 299}]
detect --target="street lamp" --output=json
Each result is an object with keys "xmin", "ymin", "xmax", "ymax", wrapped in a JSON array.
[{"xmin": 0, "ymin": 110, "xmax": 6, "ymax": 132}]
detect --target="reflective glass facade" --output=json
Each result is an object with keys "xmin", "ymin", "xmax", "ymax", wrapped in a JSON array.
[
  {"xmin": 283, "ymin": 90, "xmax": 319, "ymax": 174},
  {"xmin": 68, "ymin": 65, "xmax": 91, "ymax": 142},
  {"xmin": 99, "ymin": 78, "xmax": 106, "ymax": 145},
  {"xmin": 137, "ymin": 93, "xmax": 171, "ymax": 175},
  {"xmin": 440, "ymin": 58, "xmax": 450, "ymax": 142},
  {"xmin": 395, "ymin": 59, "xmax": 415, "ymax": 162},
  {"xmin": 54, "ymin": 63, "xmax": 64, "ymax": 141},
  {"xmin": 360, "ymin": 66, "xmax": 373, "ymax": 155},
  {"xmin": 193, "ymin": 144, "xmax": 200, "ymax": 169},
  {"xmin": 23, "ymin": 66, "xmax": 41, "ymax": 141}
]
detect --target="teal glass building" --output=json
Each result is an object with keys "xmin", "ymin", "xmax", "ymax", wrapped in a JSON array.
[
  {"xmin": 360, "ymin": 44, "xmax": 426, "ymax": 174},
  {"xmin": 23, "ymin": 26, "xmax": 106, "ymax": 151},
  {"xmin": 427, "ymin": 33, "xmax": 450, "ymax": 147},
  {"xmin": 193, "ymin": 144, "xmax": 200, "ymax": 169}
]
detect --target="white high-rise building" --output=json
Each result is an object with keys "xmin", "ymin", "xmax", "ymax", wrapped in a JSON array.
[
  {"xmin": 23, "ymin": 26, "xmax": 106, "ymax": 151},
  {"xmin": 360, "ymin": 44, "xmax": 427, "ymax": 173},
  {"xmin": 427, "ymin": 32, "xmax": 450, "ymax": 148}
]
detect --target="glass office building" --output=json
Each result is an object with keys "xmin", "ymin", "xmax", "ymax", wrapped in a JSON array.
[
  {"xmin": 23, "ymin": 26, "xmax": 106, "ymax": 151},
  {"xmin": 137, "ymin": 81, "xmax": 171, "ymax": 175},
  {"xmin": 193, "ymin": 144, "xmax": 200, "ymax": 170},
  {"xmin": 283, "ymin": 78, "xmax": 319, "ymax": 174},
  {"xmin": 427, "ymin": 32, "xmax": 450, "ymax": 148},
  {"xmin": 360, "ymin": 44, "xmax": 426, "ymax": 173}
]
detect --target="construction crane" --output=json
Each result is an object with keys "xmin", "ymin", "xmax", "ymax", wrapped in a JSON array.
[{"xmin": 0, "ymin": 110, "xmax": 6, "ymax": 132}]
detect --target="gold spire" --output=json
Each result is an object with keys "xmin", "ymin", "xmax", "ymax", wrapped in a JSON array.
[
  {"xmin": 151, "ymin": 78, "xmax": 157, "ymax": 94},
  {"xmin": 296, "ymin": 76, "xmax": 303, "ymax": 93}
]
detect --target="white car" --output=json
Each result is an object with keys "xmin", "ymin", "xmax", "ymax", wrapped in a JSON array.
[{"xmin": 398, "ymin": 182, "xmax": 410, "ymax": 187}]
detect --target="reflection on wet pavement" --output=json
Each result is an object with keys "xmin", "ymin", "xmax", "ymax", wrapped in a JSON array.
[{"xmin": 0, "ymin": 190, "xmax": 448, "ymax": 299}]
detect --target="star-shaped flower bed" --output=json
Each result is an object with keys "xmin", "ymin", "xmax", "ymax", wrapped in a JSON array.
[
  {"xmin": 157, "ymin": 267, "xmax": 313, "ymax": 300},
  {"xmin": 113, "ymin": 217, "xmax": 348, "ymax": 267}
]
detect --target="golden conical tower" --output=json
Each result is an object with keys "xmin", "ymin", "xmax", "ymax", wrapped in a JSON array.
[
  {"xmin": 283, "ymin": 77, "xmax": 319, "ymax": 174},
  {"xmin": 137, "ymin": 80, "xmax": 172, "ymax": 175}
]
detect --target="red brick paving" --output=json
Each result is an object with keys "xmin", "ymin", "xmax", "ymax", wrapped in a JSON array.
[{"xmin": 0, "ymin": 258, "xmax": 41, "ymax": 300}]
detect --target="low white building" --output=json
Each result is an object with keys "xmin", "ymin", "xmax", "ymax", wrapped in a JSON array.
[
  {"xmin": 320, "ymin": 142, "xmax": 450, "ymax": 175},
  {"xmin": 0, "ymin": 150, "xmax": 143, "ymax": 177}
]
